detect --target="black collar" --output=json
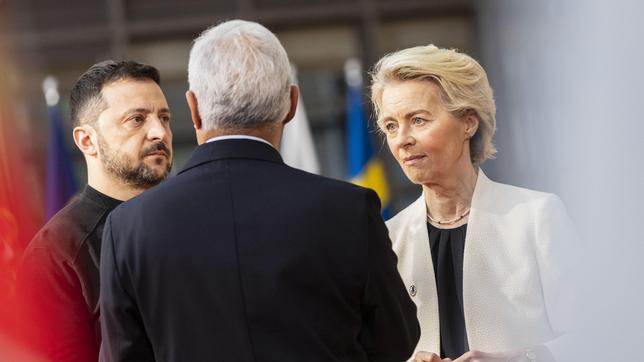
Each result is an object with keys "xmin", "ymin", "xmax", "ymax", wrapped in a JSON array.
[
  {"xmin": 178, "ymin": 138, "xmax": 284, "ymax": 175},
  {"xmin": 83, "ymin": 185, "xmax": 123, "ymax": 210}
]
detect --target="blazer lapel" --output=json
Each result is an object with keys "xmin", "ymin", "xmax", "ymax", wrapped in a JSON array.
[
  {"xmin": 394, "ymin": 195, "xmax": 441, "ymax": 355},
  {"xmin": 462, "ymin": 169, "xmax": 493, "ymax": 349}
]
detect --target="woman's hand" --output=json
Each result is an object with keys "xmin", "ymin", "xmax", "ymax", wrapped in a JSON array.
[
  {"xmin": 451, "ymin": 346, "xmax": 553, "ymax": 362},
  {"xmin": 412, "ymin": 350, "xmax": 518, "ymax": 362},
  {"xmin": 451, "ymin": 350, "xmax": 514, "ymax": 361},
  {"xmin": 415, "ymin": 346, "xmax": 553, "ymax": 362},
  {"xmin": 413, "ymin": 351, "xmax": 452, "ymax": 362}
]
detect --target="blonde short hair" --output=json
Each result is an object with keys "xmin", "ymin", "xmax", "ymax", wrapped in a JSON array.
[{"xmin": 370, "ymin": 45, "xmax": 497, "ymax": 166}]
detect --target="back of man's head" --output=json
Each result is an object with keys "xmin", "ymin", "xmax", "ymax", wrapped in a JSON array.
[
  {"xmin": 70, "ymin": 60, "xmax": 161, "ymax": 127},
  {"xmin": 188, "ymin": 20, "xmax": 292, "ymax": 130}
]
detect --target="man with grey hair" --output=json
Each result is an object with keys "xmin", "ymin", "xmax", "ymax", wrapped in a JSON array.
[{"xmin": 100, "ymin": 20, "xmax": 419, "ymax": 362}]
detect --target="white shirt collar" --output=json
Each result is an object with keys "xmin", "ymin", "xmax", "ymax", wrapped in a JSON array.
[{"xmin": 205, "ymin": 135, "xmax": 274, "ymax": 148}]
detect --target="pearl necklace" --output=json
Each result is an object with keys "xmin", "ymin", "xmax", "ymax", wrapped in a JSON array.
[{"xmin": 426, "ymin": 208, "xmax": 471, "ymax": 225}]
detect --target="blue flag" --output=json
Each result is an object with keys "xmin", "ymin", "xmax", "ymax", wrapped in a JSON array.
[
  {"xmin": 45, "ymin": 105, "xmax": 78, "ymax": 220},
  {"xmin": 344, "ymin": 59, "xmax": 391, "ymax": 218}
]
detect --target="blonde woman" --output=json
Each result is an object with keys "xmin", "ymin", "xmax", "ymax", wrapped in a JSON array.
[{"xmin": 370, "ymin": 45, "xmax": 576, "ymax": 362}]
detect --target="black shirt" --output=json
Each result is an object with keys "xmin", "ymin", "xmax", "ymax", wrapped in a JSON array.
[
  {"xmin": 18, "ymin": 186, "xmax": 122, "ymax": 362},
  {"xmin": 427, "ymin": 222, "xmax": 468, "ymax": 359}
]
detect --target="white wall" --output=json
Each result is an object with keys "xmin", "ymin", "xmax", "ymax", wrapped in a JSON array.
[{"xmin": 478, "ymin": 1, "xmax": 644, "ymax": 360}]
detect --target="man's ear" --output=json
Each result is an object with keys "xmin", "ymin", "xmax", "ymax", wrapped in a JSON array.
[
  {"xmin": 185, "ymin": 90, "xmax": 202, "ymax": 130},
  {"xmin": 72, "ymin": 125, "xmax": 98, "ymax": 157},
  {"xmin": 281, "ymin": 85, "xmax": 299, "ymax": 125}
]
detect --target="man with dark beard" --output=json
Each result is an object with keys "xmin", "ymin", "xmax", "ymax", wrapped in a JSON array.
[{"xmin": 17, "ymin": 60, "xmax": 173, "ymax": 362}]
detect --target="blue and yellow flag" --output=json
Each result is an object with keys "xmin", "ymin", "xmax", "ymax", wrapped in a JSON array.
[{"xmin": 344, "ymin": 59, "xmax": 391, "ymax": 217}]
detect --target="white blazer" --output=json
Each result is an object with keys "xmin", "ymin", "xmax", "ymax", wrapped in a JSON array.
[{"xmin": 387, "ymin": 170, "xmax": 577, "ymax": 359}]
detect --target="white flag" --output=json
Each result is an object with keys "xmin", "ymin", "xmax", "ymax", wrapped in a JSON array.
[{"xmin": 281, "ymin": 68, "xmax": 320, "ymax": 174}]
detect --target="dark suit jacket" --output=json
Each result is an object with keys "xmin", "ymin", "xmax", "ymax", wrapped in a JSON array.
[{"xmin": 100, "ymin": 139, "xmax": 420, "ymax": 362}]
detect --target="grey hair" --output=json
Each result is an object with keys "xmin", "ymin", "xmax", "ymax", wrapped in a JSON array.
[{"xmin": 188, "ymin": 19, "xmax": 293, "ymax": 130}]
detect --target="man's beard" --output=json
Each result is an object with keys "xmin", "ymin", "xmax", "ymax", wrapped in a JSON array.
[{"xmin": 97, "ymin": 134, "xmax": 172, "ymax": 189}]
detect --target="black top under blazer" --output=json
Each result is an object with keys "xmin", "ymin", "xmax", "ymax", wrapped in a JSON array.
[{"xmin": 99, "ymin": 139, "xmax": 420, "ymax": 362}]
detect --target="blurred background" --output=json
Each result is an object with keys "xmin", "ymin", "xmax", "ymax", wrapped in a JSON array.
[
  {"xmin": 1, "ymin": 0, "xmax": 643, "ymax": 360},
  {"xmin": 1, "ymin": 0, "xmax": 477, "ymax": 221}
]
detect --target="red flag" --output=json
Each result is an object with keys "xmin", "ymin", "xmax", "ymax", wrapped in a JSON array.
[{"xmin": 0, "ymin": 35, "xmax": 45, "ymax": 361}]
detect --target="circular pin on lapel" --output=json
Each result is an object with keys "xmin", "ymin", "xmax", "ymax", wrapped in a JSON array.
[{"xmin": 409, "ymin": 285, "xmax": 417, "ymax": 297}]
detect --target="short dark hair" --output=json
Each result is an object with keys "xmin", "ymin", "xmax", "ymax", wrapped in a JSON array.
[{"xmin": 70, "ymin": 60, "xmax": 161, "ymax": 126}]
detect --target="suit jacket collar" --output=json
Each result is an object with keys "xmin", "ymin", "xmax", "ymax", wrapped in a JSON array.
[{"xmin": 178, "ymin": 138, "xmax": 284, "ymax": 175}]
